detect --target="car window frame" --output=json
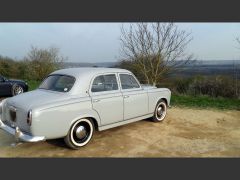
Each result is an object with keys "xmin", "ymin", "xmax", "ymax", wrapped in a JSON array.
[
  {"xmin": 118, "ymin": 73, "xmax": 142, "ymax": 91},
  {"xmin": 89, "ymin": 73, "xmax": 121, "ymax": 95},
  {"xmin": 38, "ymin": 74, "xmax": 76, "ymax": 93}
]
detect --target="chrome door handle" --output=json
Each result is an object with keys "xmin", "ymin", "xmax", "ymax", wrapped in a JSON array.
[
  {"xmin": 93, "ymin": 99, "xmax": 100, "ymax": 102},
  {"xmin": 123, "ymin": 95, "xmax": 129, "ymax": 98}
]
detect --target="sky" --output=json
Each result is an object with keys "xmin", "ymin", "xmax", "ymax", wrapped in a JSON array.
[{"xmin": 0, "ymin": 23, "xmax": 240, "ymax": 62}]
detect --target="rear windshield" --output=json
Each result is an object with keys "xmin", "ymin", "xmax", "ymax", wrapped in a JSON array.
[{"xmin": 39, "ymin": 75, "xmax": 75, "ymax": 92}]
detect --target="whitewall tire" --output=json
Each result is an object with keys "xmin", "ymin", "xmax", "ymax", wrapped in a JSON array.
[
  {"xmin": 64, "ymin": 118, "xmax": 94, "ymax": 149},
  {"xmin": 152, "ymin": 99, "xmax": 167, "ymax": 122}
]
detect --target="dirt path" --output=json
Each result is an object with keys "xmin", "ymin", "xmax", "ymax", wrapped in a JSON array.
[{"xmin": 0, "ymin": 107, "xmax": 240, "ymax": 157}]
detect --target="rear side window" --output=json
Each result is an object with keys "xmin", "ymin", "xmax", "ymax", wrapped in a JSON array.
[
  {"xmin": 39, "ymin": 75, "xmax": 75, "ymax": 92},
  {"xmin": 91, "ymin": 74, "xmax": 118, "ymax": 92},
  {"xmin": 120, "ymin": 74, "xmax": 140, "ymax": 89}
]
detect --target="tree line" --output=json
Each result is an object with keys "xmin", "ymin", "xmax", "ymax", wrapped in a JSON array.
[{"xmin": 0, "ymin": 46, "xmax": 66, "ymax": 81}]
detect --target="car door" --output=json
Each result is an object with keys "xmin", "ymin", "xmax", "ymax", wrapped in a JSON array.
[
  {"xmin": 90, "ymin": 73, "xmax": 124, "ymax": 126},
  {"xmin": 119, "ymin": 73, "xmax": 148, "ymax": 120},
  {"xmin": 0, "ymin": 76, "xmax": 11, "ymax": 96}
]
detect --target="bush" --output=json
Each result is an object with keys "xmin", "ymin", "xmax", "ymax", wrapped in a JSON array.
[
  {"xmin": 25, "ymin": 46, "xmax": 66, "ymax": 81},
  {"xmin": 0, "ymin": 56, "xmax": 27, "ymax": 79},
  {"xmin": 189, "ymin": 75, "xmax": 239, "ymax": 98},
  {"xmin": 163, "ymin": 75, "xmax": 240, "ymax": 99},
  {"xmin": 0, "ymin": 46, "xmax": 66, "ymax": 81}
]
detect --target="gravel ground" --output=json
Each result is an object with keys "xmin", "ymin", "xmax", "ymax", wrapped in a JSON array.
[{"xmin": 0, "ymin": 104, "xmax": 240, "ymax": 157}]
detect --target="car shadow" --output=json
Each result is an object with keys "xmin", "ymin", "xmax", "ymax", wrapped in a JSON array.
[
  {"xmin": 46, "ymin": 138, "xmax": 68, "ymax": 148},
  {"xmin": 143, "ymin": 118, "xmax": 154, "ymax": 123}
]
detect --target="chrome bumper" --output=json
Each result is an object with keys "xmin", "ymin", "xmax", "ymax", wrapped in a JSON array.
[{"xmin": 0, "ymin": 118, "xmax": 45, "ymax": 142}]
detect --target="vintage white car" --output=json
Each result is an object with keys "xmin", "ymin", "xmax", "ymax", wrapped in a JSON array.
[{"xmin": 0, "ymin": 68, "xmax": 171, "ymax": 149}]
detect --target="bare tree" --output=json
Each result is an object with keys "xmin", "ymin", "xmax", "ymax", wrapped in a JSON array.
[{"xmin": 120, "ymin": 23, "xmax": 193, "ymax": 86}]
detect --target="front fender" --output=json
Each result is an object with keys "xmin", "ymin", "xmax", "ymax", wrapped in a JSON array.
[{"xmin": 148, "ymin": 88, "xmax": 171, "ymax": 113}]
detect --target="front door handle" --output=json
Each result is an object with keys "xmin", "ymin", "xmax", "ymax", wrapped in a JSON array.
[
  {"xmin": 123, "ymin": 95, "xmax": 129, "ymax": 98},
  {"xmin": 93, "ymin": 99, "xmax": 100, "ymax": 102}
]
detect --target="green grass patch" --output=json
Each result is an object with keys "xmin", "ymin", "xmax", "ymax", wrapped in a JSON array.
[
  {"xmin": 25, "ymin": 80, "xmax": 41, "ymax": 91},
  {"xmin": 171, "ymin": 94, "xmax": 240, "ymax": 110}
]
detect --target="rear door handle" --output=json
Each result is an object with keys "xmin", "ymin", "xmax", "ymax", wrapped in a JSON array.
[
  {"xmin": 123, "ymin": 95, "xmax": 129, "ymax": 98},
  {"xmin": 93, "ymin": 99, "xmax": 100, "ymax": 102}
]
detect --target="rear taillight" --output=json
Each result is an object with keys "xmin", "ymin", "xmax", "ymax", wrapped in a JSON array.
[
  {"xmin": 27, "ymin": 110, "xmax": 32, "ymax": 126},
  {"xmin": 0, "ymin": 100, "xmax": 3, "ymax": 115}
]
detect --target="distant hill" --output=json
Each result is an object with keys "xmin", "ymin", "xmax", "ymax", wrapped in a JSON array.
[
  {"xmin": 64, "ymin": 60, "xmax": 240, "ymax": 68},
  {"xmin": 63, "ymin": 60, "xmax": 240, "ymax": 78},
  {"xmin": 194, "ymin": 60, "xmax": 240, "ymax": 65},
  {"xmin": 173, "ymin": 60, "xmax": 240, "ymax": 78},
  {"xmin": 63, "ymin": 62, "xmax": 117, "ymax": 68}
]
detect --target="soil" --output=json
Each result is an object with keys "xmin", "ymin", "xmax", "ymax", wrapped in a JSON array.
[{"xmin": 0, "ymin": 105, "xmax": 240, "ymax": 157}]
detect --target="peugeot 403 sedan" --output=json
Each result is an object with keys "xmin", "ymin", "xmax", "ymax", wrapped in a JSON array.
[{"xmin": 0, "ymin": 68, "xmax": 171, "ymax": 149}]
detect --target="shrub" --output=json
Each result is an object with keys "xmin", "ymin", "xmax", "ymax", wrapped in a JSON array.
[
  {"xmin": 165, "ymin": 75, "xmax": 240, "ymax": 99},
  {"xmin": 188, "ymin": 75, "xmax": 238, "ymax": 98},
  {"xmin": 0, "ymin": 46, "xmax": 66, "ymax": 81}
]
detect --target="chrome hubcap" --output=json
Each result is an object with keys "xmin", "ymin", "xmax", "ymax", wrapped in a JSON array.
[
  {"xmin": 14, "ymin": 86, "xmax": 23, "ymax": 95},
  {"xmin": 75, "ymin": 125, "xmax": 87, "ymax": 139},
  {"xmin": 71, "ymin": 120, "xmax": 93, "ymax": 146},
  {"xmin": 156, "ymin": 103, "xmax": 166, "ymax": 120},
  {"xmin": 157, "ymin": 107, "xmax": 163, "ymax": 116}
]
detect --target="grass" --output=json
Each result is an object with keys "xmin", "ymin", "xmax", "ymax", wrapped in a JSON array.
[
  {"xmin": 171, "ymin": 94, "xmax": 240, "ymax": 110},
  {"xmin": 25, "ymin": 80, "xmax": 240, "ymax": 110},
  {"xmin": 25, "ymin": 80, "xmax": 41, "ymax": 91}
]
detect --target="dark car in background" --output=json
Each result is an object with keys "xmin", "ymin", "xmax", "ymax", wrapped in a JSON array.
[{"xmin": 0, "ymin": 75, "xmax": 28, "ymax": 97}]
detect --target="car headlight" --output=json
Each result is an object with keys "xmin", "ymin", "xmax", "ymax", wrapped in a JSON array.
[{"xmin": 27, "ymin": 110, "xmax": 32, "ymax": 126}]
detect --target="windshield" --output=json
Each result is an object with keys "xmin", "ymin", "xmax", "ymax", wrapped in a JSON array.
[{"xmin": 39, "ymin": 75, "xmax": 75, "ymax": 92}]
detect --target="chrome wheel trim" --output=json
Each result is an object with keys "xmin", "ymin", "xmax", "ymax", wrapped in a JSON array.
[
  {"xmin": 75, "ymin": 126, "xmax": 87, "ymax": 139},
  {"xmin": 14, "ymin": 85, "xmax": 23, "ymax": 95},
  {"xmin": 70, "ymin": 119, "xmax": 93, "ymax": 147},
  {"xmin": 155, "ymin": 102, "xmax": 167, "ymax": 121}
]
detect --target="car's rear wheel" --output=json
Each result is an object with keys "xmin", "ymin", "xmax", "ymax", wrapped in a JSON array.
[
  {"xmin": 64, "ymin": 118, "xmax": 94, "ymax": 150},
  {"xmin": 12, "ymin": 84, "xmax": 24, "ymax": 96},
  {"xmin": 152, "ymin": 99, "xmax": 167, "ymax": 122}
]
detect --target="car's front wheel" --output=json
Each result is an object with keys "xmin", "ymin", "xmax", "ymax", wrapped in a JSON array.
[
  {"xmin": 64, "ymin": 118, "xmax": 94, "ymax": 149},
  {"xmin": 12, "ymin": 84, "xmax": 24, "ymax": 96},
  {"xmin": 152, "ymin": 99, "xmax": 167, "ymax": 122}
]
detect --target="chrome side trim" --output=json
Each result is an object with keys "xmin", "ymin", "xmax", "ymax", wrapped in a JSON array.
[
  {"xmin": 98, "ymin": 113, "xmax": 153, "ymax": 131},
  {"xmin": 0, "ymin": 118, "xmax": 45, "ymax": 142}
]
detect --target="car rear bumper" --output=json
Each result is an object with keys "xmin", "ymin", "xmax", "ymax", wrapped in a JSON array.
[{"xmin": 0, "ymin": 118, "xmax": 45, "ymax": 142}]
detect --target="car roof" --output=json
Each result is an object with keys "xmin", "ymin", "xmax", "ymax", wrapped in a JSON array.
[
  {"xmin": 50, "ymin": 67, "xmax": 132, "ymax": 95},
  {"xmin": 51, "ymin": 67, "xmax": 130, "ymax": 77}
]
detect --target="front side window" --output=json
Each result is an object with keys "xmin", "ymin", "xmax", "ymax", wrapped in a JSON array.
[
  {"xmin": 120, "ymin": 74, "xmax": 140, "ymax": 89},
  {"xmin": 91, "ymin": 74, "xmax": 118, "ymax": 92},
  {"xmin": 39, "ymin": 75, "xmax": 75, "ymax": 92}
]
